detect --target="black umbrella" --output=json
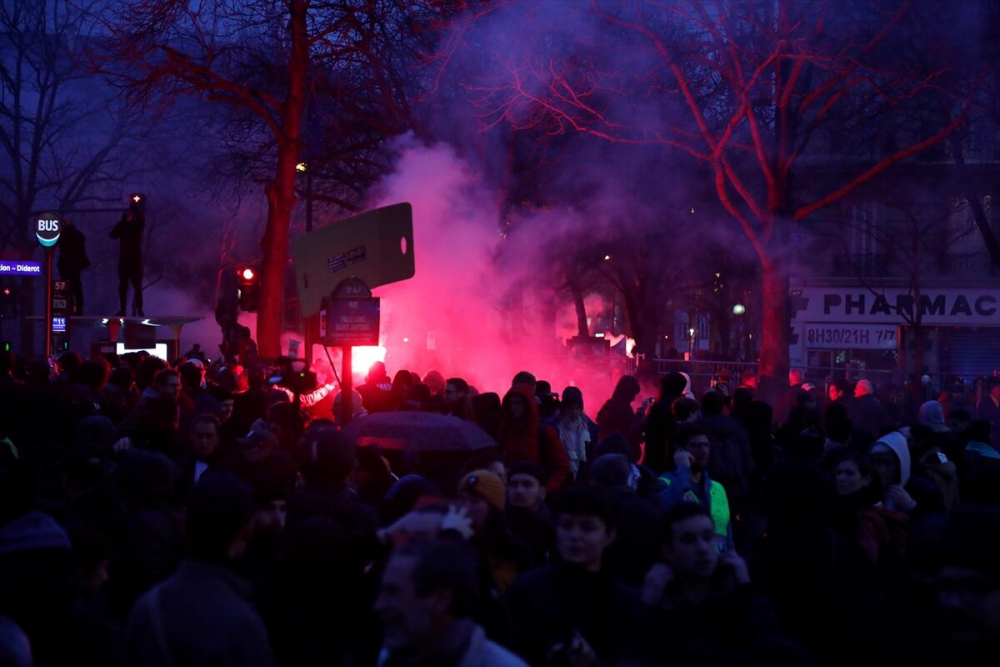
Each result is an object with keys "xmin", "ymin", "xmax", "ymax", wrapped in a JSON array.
[{"xmin": 343, "ymin": 411, "xmax": 495, "ymax": 452}]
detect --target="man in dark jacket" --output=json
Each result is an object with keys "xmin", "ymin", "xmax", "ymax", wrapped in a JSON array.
[
  {"xmin": 589, "ymin": 453, "xmax": 664, "ymax": 586},
  {"xmin": 505, "ymin": 461, "xmax": 554, "ymax": 568},
  {"xmin": 109, "ymin": 207, "xmax": 144, "ymax": 316},
  {"xmin": 596, "ymin": 375, "xmax": 645, "ymax": 457},
  {"xmin": 700, "ymin": 391, "xmax": 756, "ymax": 550},
  {"xmin": 853, "ymin": 380, "xmax": 887, "ymax": 438},
  {"xmin": 125, "ymin": 473, "xmax": 276, "ymax": 666},
  {"xmin": 700, "ymin": 391, "xmax": 755, "ymax": 500},
  {"xmin": 642, "ymin": 372, "xmax": 688, "ymax": 475},
  {"xmin": 357, "ymin": 361, "xmax": 394, "ymax": 413},
  {"xmin": 505, "ymin": 487, "xmax": 641, "ymax": 666},
  {"xmin": 640, "ymin": 503, "xmax": 780, "ymax": 663},
  {"xmin": 57, "ymin": 218, "xmax": 89, "ymax": 315}
]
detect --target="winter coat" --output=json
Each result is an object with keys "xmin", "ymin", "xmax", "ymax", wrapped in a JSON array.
[
  {"xmin": 659, "ymin": 466, "xmax": 733, "ymax": 552},
  {"xmin": 640, "ymin": 573, "xmax": 781, "ymax": 664},
  {"xmin": 853, "ymin": 394, "xmax": 887, "ymax": 438},
  {"xmin": 126, "ymin": 559, "xmax": 276, "ymax": 667},
  {"xmin": 916, "ymin": 448, "xmax": 960, "ymax": 510},
  {"xmin": 700, "ymin": 414, "xmax": 755, "ymax": 499},
  {"xmin": 499, "ymin": 388, "xmax": 570, "ymax": 492},
  {"xmin": 600, "ymin": 487, "xmax": 664, "ymax": 587},
  {"xmin": 872, "ymin": 432, "xmax": 945, "ymax": 516},
  {"xmin": 505, "ymin": 563, "xmax": 641, "ymax": 667},
  {"xmin": 109, "ymin": 213, "xmax": 144, "ymax": 267},
  {"xmin": 917, "ymin": 401, "xmax": 950, "ymax": 433},
  {"xmin": 596, "ymin": 376, "xmax": 643, "ymax": 449},
  {"xmin": 545, "ymin": 412, "xmax": 599, "ymax": 478}
]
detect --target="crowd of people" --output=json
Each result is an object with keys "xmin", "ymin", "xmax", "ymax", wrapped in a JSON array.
[{"xmin": 1, "ymin": 346, "xmax": 1000, "ymax": 666}]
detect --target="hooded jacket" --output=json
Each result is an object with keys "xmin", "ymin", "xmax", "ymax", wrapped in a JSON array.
[
  {"xmin": 873, "ymin": 432, "xmax": 911, "ymax": 488},
  {"xmin": 597, "ymin": 376, "xmax": 643, "ymax": 449},
  {"xmin": 126, "ymin": 559, "xmax": 276, "ymax": 667},
  {"xmin": 499, "ymin": 386, "xmax": 570, "ymax": 492},
  {"xmin": 917, "ymin": 401, "xmax": 950, "ymax": 434},
  {"xmin": 872, "ymin": 432, "xmax": 944, "ymax": 515}
]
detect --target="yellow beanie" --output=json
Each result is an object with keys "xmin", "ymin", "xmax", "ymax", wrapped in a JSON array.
[{"xmin": 459, "ymin": 469, "xmax": 505, "ymax": 511}]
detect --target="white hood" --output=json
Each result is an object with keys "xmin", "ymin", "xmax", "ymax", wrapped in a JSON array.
[{"xmin": 872, "ymin": 431, "xmax": 911, "ymax": 487}]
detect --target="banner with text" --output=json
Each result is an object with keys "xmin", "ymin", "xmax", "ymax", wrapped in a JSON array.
[{"xmin": 791, "ymin": 287, "xmax": 1000, "ymax": 327}]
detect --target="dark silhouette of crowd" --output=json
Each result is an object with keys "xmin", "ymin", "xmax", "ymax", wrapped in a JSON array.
[{"xmin": 2, "ymin": 347, "xmax": 1000, "ymax": 666}]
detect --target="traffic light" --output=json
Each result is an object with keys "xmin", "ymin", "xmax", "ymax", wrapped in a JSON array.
[{"xmin": 238, "ymin": 265, "xmax": 259, "ymax": 312}]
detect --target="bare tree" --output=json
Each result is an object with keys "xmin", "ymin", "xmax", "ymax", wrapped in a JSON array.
[
  {"xmin": 449, "ymin": 0, "xmax": 973, "ymax": 384},
  {"xmin": 0, "ymin": 0, "xmax": 144, "ymax": 254},
  {"xmin": 836, "ymin": 194, "xmax": 978, "ymax": 387},
  {"xmin": 93, "ymin": 0, "xmax": 428, "ymax": 357}
]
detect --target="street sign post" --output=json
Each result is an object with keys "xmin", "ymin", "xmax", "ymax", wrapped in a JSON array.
[
  {"xmin": 323, "ymin": 277, "xmax": 381, "ymax": 425},
  {"xmin": 35, "ymin": 212, "xmax": 61, "ymax": 356},
  {"xmin": 291, "ymin": 203, "xmax": 414, "ymax": 316}
]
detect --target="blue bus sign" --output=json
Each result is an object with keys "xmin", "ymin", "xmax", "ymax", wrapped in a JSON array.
[{"xmin": 35, "ymin": 213, "xmax": 60, "ymax": 247}]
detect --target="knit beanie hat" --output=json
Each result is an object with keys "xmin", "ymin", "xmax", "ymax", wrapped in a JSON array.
[{"xmin": 458, "ymin": 469, "xmax": 505, "ymax": 511}]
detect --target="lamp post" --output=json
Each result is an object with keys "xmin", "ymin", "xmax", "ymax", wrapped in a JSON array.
[{"xmin": 296, "ymin": 162, "xmax": 312, "ymax": 232}]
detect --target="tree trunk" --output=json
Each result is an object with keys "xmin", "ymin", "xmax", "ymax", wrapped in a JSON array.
[
  {"xmin": 759, "ymin": 258, "xmax": 790, "ymax": 382},
  {"xmin": 257, "ymin": 0, "xmax": 308, "ymax": 359},
  {"xmin": 568, "ymin": 276, "xmax": 589, "ymax": 338},
  {"xmin": 912, "ymin": 325, "xmax": 925, "ymax": 389}
]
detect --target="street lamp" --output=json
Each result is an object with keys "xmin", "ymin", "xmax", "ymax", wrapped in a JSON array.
[
  {"xmin": 296, "ymin": 162, "xmax": 313, "ymax": 232},
  {"xmin": 732, "ymin": 303, "xmax": 746, "ymax": 315}
]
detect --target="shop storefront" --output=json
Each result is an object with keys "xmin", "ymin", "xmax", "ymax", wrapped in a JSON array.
[{"xmin": 790, "ymin": 285, "xmax": 1000, "ymax": 382}]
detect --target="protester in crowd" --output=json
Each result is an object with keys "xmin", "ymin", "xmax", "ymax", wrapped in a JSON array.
[
  {"xmin": 109, "ymin": 207, "xmax": 145, "ymax": 317},
  {"xmin": 870, "ymin": 431, "xmax": 945, "ymax": 517},
  {"xmin": 444, "ymin": 377, "xmax": 473, "ymax": 420},
  {"xmin": 907, "ymin": 425, "xmax": 960, "ymax": 510},
  {"xmin": 641, "ymin": 503, "xmax": 780, "ymax": 662},
  {"xmin": 963, "ymin": 419, "xmax": 999, "ymax": 464},
  {"xmin": 853, "ymin": 379, "xmax": 888, "ymax": 438},
  {"xmin": 505, "ymin": 461, "xmax": 553, "ymax": 569},
  {"xmin": 829, "ymin": 450, "xmax": 904, "ymax": 566},
  {"xmin": 176, "ymin": 413, "xmax": 223, "ymax": 499},
  {"xmin": 659, "ymin": 423, "xmax": 734, "ymax": 552},
  {"xmin": 671, "ymin": 396, "xmax": 700, "ymax": 424},
  {"xmin": 547, "ymin": 386, "xmax": 597, "ymax": 480},
  {"xmin": 125, "ymin": 473, "xmax": 276, "ymax": 666},
  {"xmin": 535, "ymin": 381, "xmax": 560, "ymax": 422},
  {"xmin": 375, "ymin": 539, "xmax": 528, "ymax": 667},
  {"xmin": 918, "ymin": 400, "xmax": 951, "ymax": 434},
  {"xmin": 456, "ymin": 469, "xmax": 530, "ymax": 596},
  {"xmin": 700, "ymin": 390, "xmax": 754, "ymax": 511},
  {"xmin": 597, "ymin": 375, "xmax": 646, "ymax": 453},
  {"xmin": 422, "ymin": 370, "xmax": 446, "ymax": 398},
  {"xmin": 827, "ymin": 378, "xmax": 852, "ymax": 409},
  {"xmin": 505, "ymin": 487, "xmax": 641, "ymax": 666},
  {"xmin": 497, "ymin": 387, "xmax": 570, "ymax": 492},
  {"xmin": 358, "ymin": 362, "xmax": 394, "ymax": 414},
  {"xmin": 643, "ymin": 372, "xmax": 688, "ymax": 475},
  {"xmin": 5, "ymin": 341, "xmax": 1000, "ymax": 667},
  {"xmin": 588, "ymin": 453, "xmax": 664, "ymax": 586}
]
